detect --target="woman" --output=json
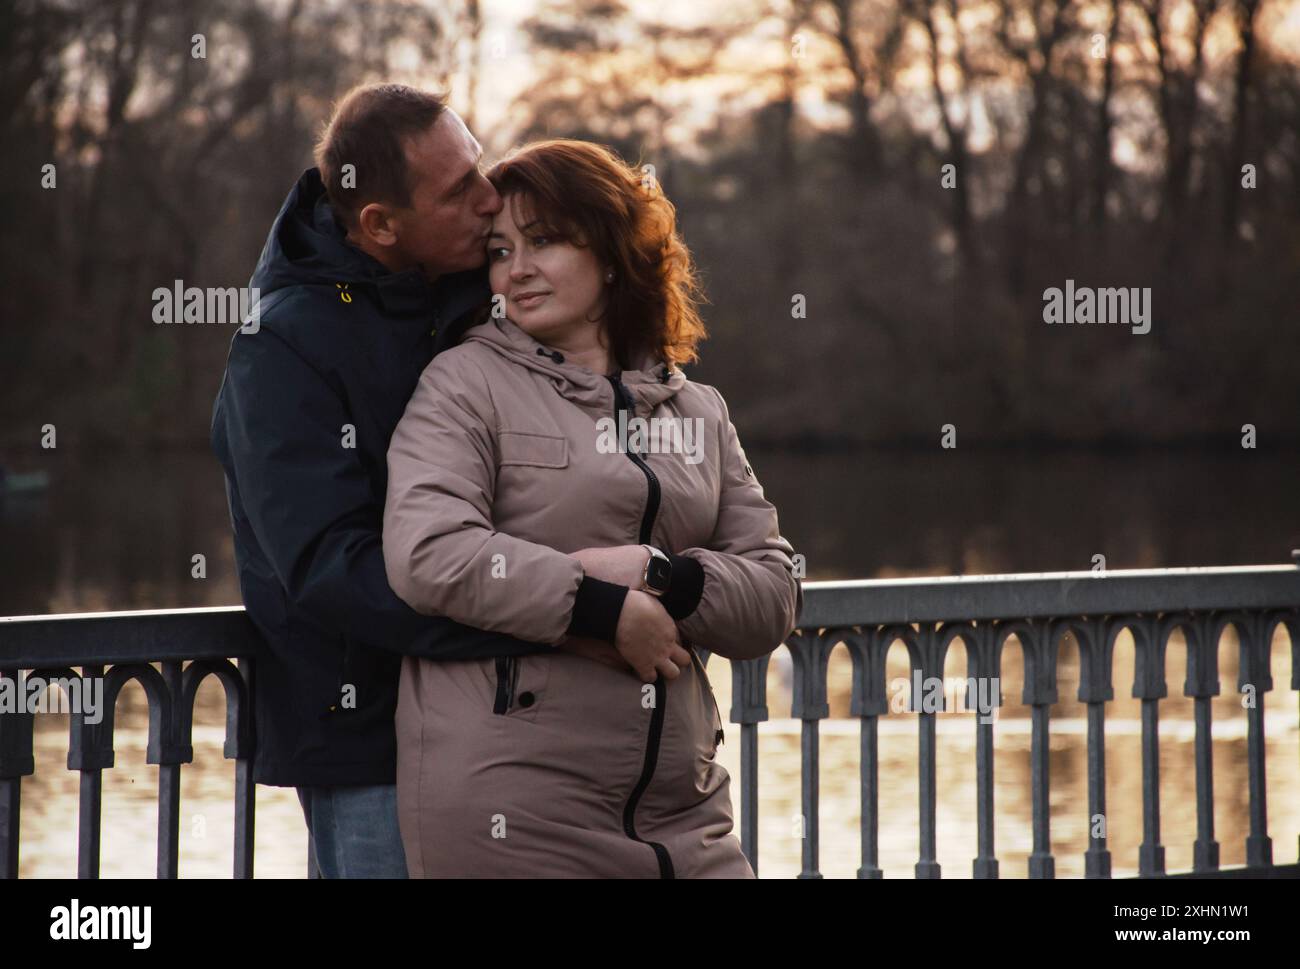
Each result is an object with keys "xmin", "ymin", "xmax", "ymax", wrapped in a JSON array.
[{"xmin": 382, "ymin": 139, "xmax": 801, "ymax": 878}]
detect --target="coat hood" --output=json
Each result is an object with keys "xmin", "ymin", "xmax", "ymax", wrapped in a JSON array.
[
  {"xmin": 250, "ymin": 167, "xmax": 490, "ymax": 343},
  {"xmin": 460, "ymin": 315, "xmax": 687, "ymax": 416}
]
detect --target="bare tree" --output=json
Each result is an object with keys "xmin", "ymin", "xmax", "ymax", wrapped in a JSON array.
[
  {"xmin": 903, "ymin": 0, "xmax": 983, "ymax": 272},
  {"xmin": 1221, "ymin": 0, "xmax": 1262, "ymax": 247},
  {"xmin": 1135, "ymin": 0, "xmax": 1219, "ymax": 235},
  {"xmin": 1090, "ymin": 0, "xmax": 1122, "ymax": 231},
  {"xmin": 994, "ymin": 0, "xmax": 1075, "ymax": 295}
]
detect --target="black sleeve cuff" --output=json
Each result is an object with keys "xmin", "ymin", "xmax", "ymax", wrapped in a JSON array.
[
  {"xmin": 566, "ymin": 575, "xmax": 629, "ymax": 643},
  {"xmin": 660, "ymin": 553, "xmax": 705, "ymax": 621}
]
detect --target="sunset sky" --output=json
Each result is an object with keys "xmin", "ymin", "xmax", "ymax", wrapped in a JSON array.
[{"xmin": 421, "ymin": 0, "xmax": 1300, "ymax": 159}]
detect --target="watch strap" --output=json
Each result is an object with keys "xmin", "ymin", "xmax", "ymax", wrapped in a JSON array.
[{"xmin": 659, "ymin": 552, "xmax": 704, "ymax": 620}]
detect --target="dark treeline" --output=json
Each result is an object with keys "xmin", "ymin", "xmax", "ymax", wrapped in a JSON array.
[{"xmin": 3, "ymin": 0, "xmax": 1298, "ymax": 451}]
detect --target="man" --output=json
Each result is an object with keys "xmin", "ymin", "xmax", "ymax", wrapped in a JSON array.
[{"xmin": 210, "ymin": 84, "xmax": 552, "ymax": 877}]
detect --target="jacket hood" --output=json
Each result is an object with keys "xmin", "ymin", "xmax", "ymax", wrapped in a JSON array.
[
  {"xmin": 250, "ymin": 167, "xmax": 490, "ymax": 336},
  {"xmin": 460, "ymin": 315, "xmax": 686, "ymax": 416}
]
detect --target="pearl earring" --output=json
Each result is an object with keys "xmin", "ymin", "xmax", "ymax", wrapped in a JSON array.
[{"xmin": 605, "ymin": 271, "xmax": 615, "ymax": 282}]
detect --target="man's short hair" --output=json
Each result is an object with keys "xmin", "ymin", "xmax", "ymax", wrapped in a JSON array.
[{"xmin": 314, "ymin": 83, "xmax": 450, "ymax": 230}]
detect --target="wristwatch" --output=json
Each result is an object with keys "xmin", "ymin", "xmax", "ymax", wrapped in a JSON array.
[{"xmin": 639, "ymin": 545, "xmax": 672, "ymax": 596}]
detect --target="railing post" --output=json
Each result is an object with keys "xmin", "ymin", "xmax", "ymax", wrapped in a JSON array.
[
  {"xmin": 847, "ymin": 627, "xmax": 891, "ymax": 879},
  {"xmin": 1016, "ymin": 619, "xmax": 1059, "ymax": 879},
  {"xmin": 1179, "ymin": 613, "xmax": 1220, "ymax": 873},
  {"xmin": 1291, "ymin": 614, "xmax": 1300, "ymax": 865},
  {"xmin": 70, "ymin": 664, "xmax": 108, "ymax": 879},
  {"xmin": 0, "ymin": 669, "xmax": 34, "ymax": 879},
  {"xmin": 731, "ymin": 654, "xmax": 770, "ymax": 876},
  {"xmin": 157, "ymin": 661, "xmax": 184, "ymax": 878},
  {"xmin": 1076, "ymin": 617, "xmax": 1113, "ymax": 879},
  {"xmin": 1236, "ymin": 613, "xmax": 1273, "ymax": 868},
  {"xmin": 1132, "ymin": 618, "xmax": 1166, "ymax": 877},
  {"xmin": 911, "ymin": 623, "xmax": 949, "ymax": 879},
  {"xmin": 789, "ymin": 630, "xmax": 836, "ymax": 879},
  {"xmin": 234, "ymin": 656, "xmax": 256, "ymax": 879},
  {"xmin": 967, "ymin": 622, "xmax": 1001, "ymax": 879}
]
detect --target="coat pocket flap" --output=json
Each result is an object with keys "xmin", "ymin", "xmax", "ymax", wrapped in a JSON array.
[{"xmin": 499, "ymin": 431, "xmax": 568, "ymax": 469}]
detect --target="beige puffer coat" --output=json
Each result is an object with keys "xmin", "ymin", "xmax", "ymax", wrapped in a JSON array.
[{"xmin": 383, "ymin": 314, "xmax": 802, "ymax": 877}]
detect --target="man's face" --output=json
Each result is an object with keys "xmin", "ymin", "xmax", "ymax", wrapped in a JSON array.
[{"xmin": 386, "ymin": 110, "xmax": 502, "ymax": 277}]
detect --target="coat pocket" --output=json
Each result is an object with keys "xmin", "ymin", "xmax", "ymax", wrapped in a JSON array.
[
  {"xmin": 491, "ymin": 654, "xmax": 551, "ymax": 721},
  {"xmin": 286, "ymin": 619, "xmax": 347, "ymax": 721},
  {"xmin": 498, "ymin": 430, "xmax": 568, "ymax": 469},
  {"xmin": 690, "ymin": 647, "xmax": 726, "ymax": 750}
]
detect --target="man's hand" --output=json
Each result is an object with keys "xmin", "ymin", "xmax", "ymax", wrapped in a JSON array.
[
  {"xmin": 615, "ymin": 590, "xmax": 692, "ymax": 683},
  {"xmin": 569, "ymin": 545, "xmax": 651, "ymax": 590}
]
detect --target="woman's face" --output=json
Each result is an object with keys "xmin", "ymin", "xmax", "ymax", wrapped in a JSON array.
[{"xmin": 487, "ymin": 193, "xmax": 608, "ymax": 345}]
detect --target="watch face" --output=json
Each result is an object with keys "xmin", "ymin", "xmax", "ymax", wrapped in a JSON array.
[{"xmin": 646, "ymin": 555, "xmax": 672, "ymax": 592}]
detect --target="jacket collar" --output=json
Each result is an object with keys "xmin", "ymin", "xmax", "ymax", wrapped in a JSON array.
[{"xmin": 461, "ymin": 316, "xmax": 685, "ymax": 415}]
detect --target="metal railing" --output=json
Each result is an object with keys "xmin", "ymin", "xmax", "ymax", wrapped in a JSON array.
[
  {"xmin": 738, "ymin": 563, "xmax": 1300, "ymax": 878},
  {"xmin": 2, "ymin": 563, "xmax": 1298, "ymax": 878},
  {"xmin": 0, "ymin": 607, "xmax": 256, "ymax": 878}
]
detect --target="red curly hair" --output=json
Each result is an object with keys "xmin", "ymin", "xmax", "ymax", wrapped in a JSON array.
[{"xmin": 484, "ymin": 139, "xmax": 708, "ymax": 370}]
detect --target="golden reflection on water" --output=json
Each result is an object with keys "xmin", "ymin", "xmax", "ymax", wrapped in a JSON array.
[{"xmin": 16, "ymin": 630, "xmax": 1299, "ymax": 878}]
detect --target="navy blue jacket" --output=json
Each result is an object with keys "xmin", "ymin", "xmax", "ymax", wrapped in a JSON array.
[{"xmin": 210, "ymin": 168, "xmax": 549, "ymax": 788}]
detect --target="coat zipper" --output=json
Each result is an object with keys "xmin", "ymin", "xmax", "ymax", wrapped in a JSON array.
[
  {"xmin": 606, "ymin": 374, "xmax": 674, "ymax": 879},
  {"xmin": 493, "ymin": 656, "xmax": 517, "ymax": 714}
]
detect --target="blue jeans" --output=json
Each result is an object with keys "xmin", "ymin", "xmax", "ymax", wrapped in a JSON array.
[{"xmin": 296, "ymin": 783, "xmax": 408, "ymax": 878}]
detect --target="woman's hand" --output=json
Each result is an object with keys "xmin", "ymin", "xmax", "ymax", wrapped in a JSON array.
[
  {"xmin": 615, "ymin": 590, "xmax": 692, "ymax": 683},
  {"xmin": 569, "ymin": 545, "xmax": 651, "ymax": 590}
]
